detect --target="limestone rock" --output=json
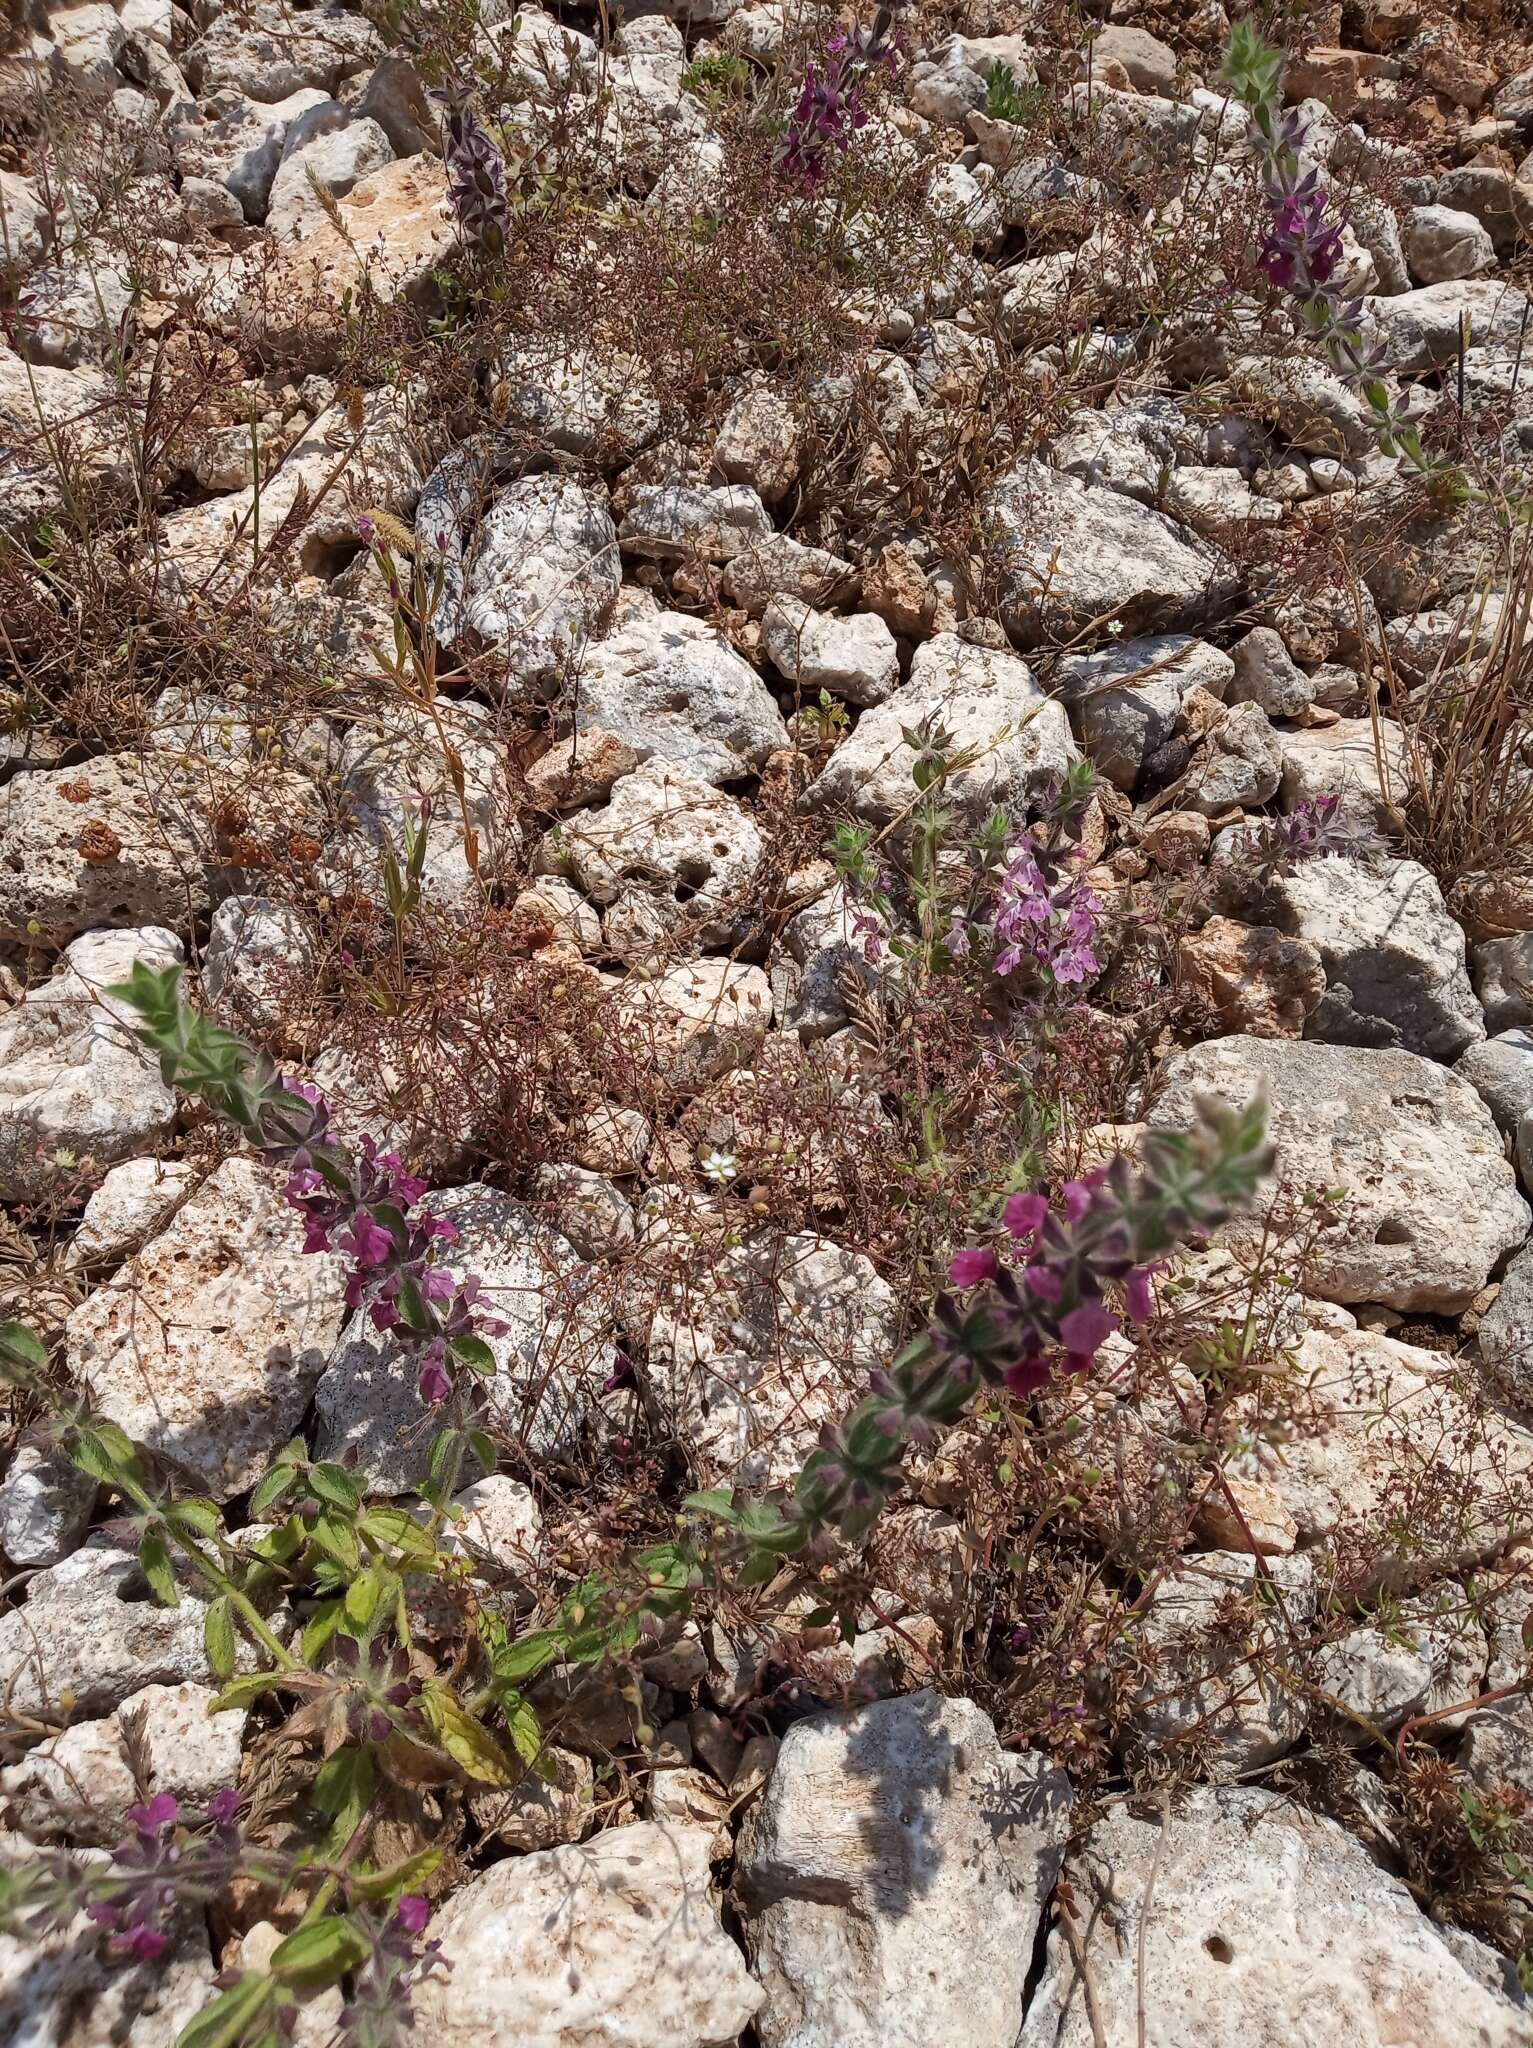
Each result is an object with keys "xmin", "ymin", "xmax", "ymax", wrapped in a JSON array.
[
  {"xmin": 463, "ymin": 474, "xmax": 621, "ymax": 687},
  {"xmin": 571, "ymin": 607, "xmax": 789, "ymax": 784},
  {"xmin": 1150, "ymin": 1036, "xmax": 1528, "ymax": 1310},
  {"xmin": 492, "ymin": 341, "xmax": 659, "ymax": 461},
  {"xmin": 67, "ymin": 1157, "xmax": 198, "ymax": 1271},
  {"xmin": 989, "ymin": 459, "xmax": 1230, "ymax": 645},
  {"xmin": 1020, "ymin": 1785, "xmax": 1530, "ymax": 2048},
  {"xmin": 804, "ymin": 631, "xmax": 1076, "ymax": 831},
  {"xmin": 1405, "ymin": 204, "xmax": 1497, "ymax": 284},
  {"xmin": 67, "ymin": 1156, "xmax": 349, "ymax": 1500},
  {"xmin": 560, "ymin": 761, "xmax": 762, "ymax": 964},
  {"xmin": 1, "ymin": 1682, "xmax": 247, "ymax": 1844},
  {"xmin": 0, "ymin": 928, "xmax": 181, "ymax": 1202},
  {"xmin": 1179, "ymin": 701, "xmax": 1284, "ymax": 817},
  {"xmin": 0, "ymin": 1439, "xmax": 96, "ymax": 1571},
  {"xmin": 1279, "ymin": 717, "xmax": 1411, "ymax": 837},
  {"xmin": 738, "ymin": 1690, "xmax": 1071, "ymax": 2048},
  {"xmin": 469, "ymin": 1747, "xmax": 595, "ymax": 1852},
  {"xmin": 646, "ymin": 1230, "xmax": 897, "ymax": 1488},
  {"xmin": 620, "ymin": 480, "xmax": 774, "ymax": 562},
  {"xmin": 763, "ymin": 599, "xmax": 900, "ymax": 708},
  {"xmin": 1267, "ymin": 855, "xmax": 1485, "ymax": 1060},
  {"xmin": 1057, "ymin": 634, "xmax": 1232, "ymax": 792},
  {"xmin": 1363, "ymin": 279, "xmax": 1532, "ymax": 372},
  {"xmin": 202, "ymin": 896, "xmax": 321, "ymax": 1032},
  {"xmin": 315, "ymin": 1186, "xmax": 613, "ymax": 1487},
  {"xmin": 414, "ymin": 1821, "xmax": 764, "ymax": 2048}
]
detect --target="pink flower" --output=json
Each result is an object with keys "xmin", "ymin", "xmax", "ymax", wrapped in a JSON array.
[
  {"xmin": 1059, "ymin": 1180, "xmax": 1096, "ymax": 1222},
  {"xmin": 128, "ymin": 1792, "xmax": 179, "ymax": 1833},
  {"xmin": 1023, "ymin": 1263, "xmax": 1063, "ymax": 1305},
  {"xmin": 417, "ymin": 1356, "xmax": 452, "ymax": 1404},
  {"xmin": 341, "ymin": 1215, "xmax": 394, "ymax": 1268},
  {"xmin": 1058, "ymin": 1301, "xmax": 1118, "ymax": 1360},
  {"xmin": 1002, "ymin": 1351, "xmax": 1051, "ymax": 1398},
  {"xmin": 1002, "ymin": 1192, "xmax": 1048, "ymax": 1244},
  {"xmin": 118, "ymin": 1924, "xmax": 169, "ymax": 1963},
  {"xmin": 421, "ymin": 1266, "xmax": 457, "ymax": 1302},
  {"xmin": 395, "ymin": 1895, "xmax": 430, "ymax": 1935},
  {"xmin": 206, "ymin": 1787, "xmax": 242, "ymax": 1828},
  {"xmin": 947, "ymin": 1248, "xmax": 998, "ymax": 1288},
  {"xmin": 1124, "ymin": 1264, "xmax": 1160, "ymax": 1321}
]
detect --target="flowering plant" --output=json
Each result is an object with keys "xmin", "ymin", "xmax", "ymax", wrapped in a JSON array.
[
  {"xmin": 776, "ymin": 10, "xmax": 900, "ymax": 188},
  {"xmin": 434, "ymin": 73, "xmax": 510, "ymax": 258}
]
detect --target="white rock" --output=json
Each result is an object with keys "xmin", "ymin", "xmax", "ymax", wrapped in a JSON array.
[
  {"xmin": 0, "ymin": 171, "xmax": 53, "ymax": 273},
  {"xmin": 714, "ymin": 384, "xmax": 800, "ymax": 503},
  {"xmin": 620, "ymin": 480, "xmax": 774, "ymax": 561},
  {"xmin": 1180, "ymin": 700, "xmax": 1284, "ymax": 817},
  {"xmin": 762, "ymin": 599, "xmax": 900, "ymax": 707},
  {"xmin": 1279, "ymin": 717, "xmax": 1412, "ymax": 837},
  {"xmin": 989, "ymin": 458, "xmax": 1228, "ymax": 645},
  {"xmin": 0, "ymin": 928, "xmax": 181, "ymax": 1202},
  {"xmin": 1228, "ymin": 626, "xmax": 1314, "ymax": 720},
  {"xmin": 721, "ymin": 535, "xmax": 858, "ymax": 616},
  {"xmin": 1316, "ymin": 1589, "xmax": 1487, "ymax": 1732},
  {"xmin": 492, "ymin": 341, "xmax": 659, "ymax": 459},
  {"xmin": 448, "ymin": 1476, "xmax": 544, "ymax": 1575},
  {"xmin": 0, "ymin": 1440, "xmax": 95, "ymax": 1571},
  {"xmin": 314, "ymin": 1185, "xmax": 613, "ymax": 1487},
  {"xmin": 531, "ymin": 1163, "xmax": 636, "ymax": 1258},
  {"xmin": 463, "ymin": 475, "xmax": 620, "ymax": 685},
  {"xmin": 571, "ymin": 607, "xmax": 789, "ymax": 784},
  {"xmin": 1057, "ymin": 633, "xmax": 1232, "ymax": 792},
  {"xmin": 202, "ymin": 896, "xmax": 321, "ymax": 1032},
  {"xmin": 618, "ymin": 958, "xmax": 772, "ymax": 1092},
  {"xmin": 1021, "ymin": 1785, "xmax": 1529, "ymax": 2048},
  {"xmin": 0, "ymin": 1543, "xmax": 251, "ymax": 1719},
  {"xmin": 67, "ymin": 1156, "xmax": 349, "ymax": 1500},
  {"xmin": 414, "ymin": 1821, "xmax": 764, "ymax": 2048},
  {"xmin": 266, "ymin": 116, "xmax": 394, "ymax": 234},
  {"xmin": 68, "ymin": 1157, "xmax": 198, "ymax": 1270},
  {"xmin": 738, "ymin": 1690, "xmax": 1071, "ymax": 2048},
  {"xmin": 2, "ymin": 1682, "xmax": 247, "ymax": 1844},
  {"xmin": 805, "ymin": 631, "xmax": 1076, "ymax": 831},
  {"xmin": 647, "ymin": 1230, "xmax": 898, "ymax": 1488},
  {"xmin": 1150, "ymin": 1035, "xmax": 1528, "ymax": 1310},
  {"xmin": 468, "ymin": 1746, "xmax": 595, "ymax": 1851},
  {"xmin": 1363, "ymin": 279, "xmax": 1532, "ymax": 371},
  {"xmin": 185, "ymin": 2, "xmax": 379, "ymax": 102},
  {"xmin": 0, "ymin": 1898, "xmax": 217, "ymax": 2048},
  {"xmin": 560, "ymin": 760, "xmax": 762, "ymax": 964}
]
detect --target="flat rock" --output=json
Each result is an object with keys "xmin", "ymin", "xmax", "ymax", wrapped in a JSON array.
[
  {"xmin": 1363, "ymin": 279, "xmax": 1532, "ymax": 370},
  {"xmin": 1279, "ymin": 717, "xmax": 1412, "ymax": 837},
  {"xmin": 414, "ymin": 1820, "xmax": 763, "ymax": 2048},
  {"xmin": 1149, "ymin": 1036, "xmax": 1528, "ymax": 1310},
  {"xmin": 67, "ymin": 1156, "xmax": 349, "ymax": 1500},
  {"xmin": 737, "ymin": 1689, "xmax": 1071, "ymax": 2048},
  {"xmin": 463, "ymin": 474, "xmax": 621, "ymax": 687},
  {"xmin": 0, "ymin": 927, "xmax": 181, "ymax": 1202},
  {"xmin": 1020, "ymin": 1785, "xmax": 1530, "ymax": 2048}
]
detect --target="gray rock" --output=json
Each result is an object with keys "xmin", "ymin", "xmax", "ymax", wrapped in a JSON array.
[
  {"xmin": 169, "ymin": 85, "xmax": 333, "ymax": 220},
  {"xmin": 463, "ymin": 475, "xmax": 620, "ymax": 687},
  {"xmin": 266, "ymin": 115, "xmax": 393, "ymax": 233},
  {"xmin": 1315, "ymin": 1590, "xmax": 1487, "ymax": 1732},
  {"xmin": 1056, "ymin": 633, "xmax": 1232, "ymax": 792},
  {"xmin": 0, "ymin": 1439, "xmax": 95, "ymax": 1571},
  {"xmin": 203, "ymin": 895, "xmax": 321, "ymax": 1032},
  {"xmin": 68, "ymin": 1157, "xmax": 350, "ymax": 1501},
  {"xmin": 1130, "ymin": 1551, "xmax": 1315, "ymax": 1771},
  {"xmin": 1437, "ymin": 164, "xmax": 1533, "ymax": 259},
  {"xmin": 1363, "ymin": 279, "xmax": 1533, "ymax": 371},
  {"xmin": 1150, "ymin": 1035, "xmax": 1528, "ymax": 1310},
  {"xmin": 804, "ymin": 631, "xmax": 1077, "ymax": 832},
  {"xmin": 1267, "ymin": 854, "xmax": 1484, "ymax": 1060},
  {"xmin": 738, "ymin": 1690, "xmax": 1071, "ymax": 2048},
  {"xmin": 1180, "ymin": 700, "xmax": 1284, "ymax": 817},
  {"xmin": 1228, "ymin": 626, "xmax": 1315, "ymax": 719},
  {"xmin": 763, "ymin": 598, "xmax": 899, "ymax": 707},
  {"xmin": 559, "ymin": 759, "xmax": 762, "ymax": 964},
  {"xmin": 356, "ymin": 53, "xmax": 436, "ymax": 157},
  {"xmin": 1474, "ymin": 932, "xmax": 1533, "ymax": 1032},
  {"xmin": 646, "ymin": 1229, "xmax": 897, "ymax": 1489},
  {"xmin": 988, "ymin": 458, "xmax": 1230, "ymax": 645},
  {"xmin": 184, "ymin": 2, "xmax": 379, "ymax": 102},
  {"xmin": 314, "ymin": 1186, "xmax": 614, "ymax": 1488},
  {"xmin": 0, "ymin": 1542, "xmax": 252, "ymax": 1719},
  {"xmin": 571, "ymin": 605, "xmax": 788, "ymax": 784},
  {"xmin": 1404, "ymin": 204, "xmax": 1499, "ymax": 283},
  {"xmin": 16, "ymin": 253, "xmax": 134, "ymax": 369},
  {"xmin": 1232, "ymin": 354, "xmax": 1381, "ymax": 457},
  {"xmin": 1279, "ymin": 717, "xmax": 1412, "ymax": 837},
  {"xmin": 721, "ymin": 535, "xmax": 859, "ymax": 615},
  {"xmin": 909, "ymin": 34, "xmax": 1036, "ymax": 126},
  {"xmin": 0, "ymin": 927, "xmax": 181, "ymax": 1202},
  {"xmin": 0, "ymin": 1901, "xmax": 217, "ymax": 2048},
  {"xmin": 0, "ymin": 170, "xmax": 53, "ymax": 275},
  {"xmin": 1457, "ymin": 1029, "xmax": 1533, "ymax": 1135},
  {"xmin": 67, "ymin": 1156, "xmax": 198, "ymax": 1271},
  {"xmin": 619, "ymin": 480, "xmax": 774, "ymax": 562},
  {"xmin": 491, "ymin": 341, "xmax": 659, "ymax": 460},
  {"xmin": 1479, "ymin": 1237, "xmax": 1533, "ymax": 1399},
  {"xmin": 1020, "ymin": 1786, "xmax": 1530, "ymax": 2048}
]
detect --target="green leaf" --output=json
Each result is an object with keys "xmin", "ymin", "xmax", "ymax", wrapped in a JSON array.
[
  {"xmin": 0, "ymin": 1320, "xmax": 47, "ymax": 1388},
  {"xmin": 344, "ymin": 1568, "xmax": 384, "ymax": 1631},
  {"xmin": 466, "ymin": 1429, "xmax": 497, "ymax": 1478},
  {"xmin": 308, "ymin": 1463, "xmax": 361, "ymax": 1515},
  {"xmin": 69, "ymin": 1418, "xmax": 141, "ymax": 1486},
  {"xmin": 357, "ymin": 1507, "xmax": 435, "ymax": 1562},
  {"xmin": 499, "ymin": 1691, "xmax": 543, "ymax": 1770},
  {"xmin": 268, "ymin": 1915, "xmax": 370, "ymax": 1988},
  {"xmin": 417, "ymin": 1680, "xmax": 518, "ymax": 1785},
  {"xmin": 174, "ymin": 1971, "xmax": 277, "ymax": 2048},
  {"xmin": 308, "ymin": 1511, "xmax": 359, "ymax": 1573},
  {"xmin": 139, "ymin": 1529, "xmax": 179, "ymax": 1607},
  {"xmin": 312, "ymin": 1744, "xmax": 375, "ymax": 1847},
  {"xmin": 167, "ymin": 1497, "xmax": 223, "ymax": 1540},
  {"xmin": 210, "ymin": 1671, "xmax": 286, "ymax": 1713},
  {"xmin": 302, "ymin": 1597, "xmax": 346, "ymax": 1663},
  {"xmin": 248, "ymin": 1466, "xmax": 299, "ymax": 1518},
  {"xmin": 447, "ymin": 1333, "xmax": 496, "ymax": 1377},
  {"xmin": 346, "ymin": 1848, "xmax": 441, "ymax": 1900},
  {"xmin": 204, "ymin": 1596, "xmax": 237, "ymax": 1679},
  {"xmin": 490, "ymin": 1628, "xmax": 567, "ymax": 1683},
  {"xmin": 683, "ymin": 1487, "xmax": 740, "ymax": 1524}
]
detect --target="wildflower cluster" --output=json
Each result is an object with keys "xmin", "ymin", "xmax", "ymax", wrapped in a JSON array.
[
  {"xmin": 776, "ymin": 10, "xmax": 899, "ymax": 188},
  {"xmin": 1222, "ymin": 792, "xmax": 1357, "ymax": 888},
  {"xmin": 1222, "ymin": 23, "xmax": 1437, "ymax": 475},
  {"xmin": 109, "ymin": 961, "xmax": 505, "ymax": 1412},
  {"xmin": 950, "ymin": 761, "xmax": 1101, "ymax": 990},
  {"xmin": 435, "ymin": 73, "xmax": 510, "ymax": 258},
  {"xmin": 771, "ymin": 1095, "xmax": 1273, "ymax": 1540}
]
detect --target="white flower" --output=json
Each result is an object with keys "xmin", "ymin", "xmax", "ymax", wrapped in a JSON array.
[{"xmin": 699, "ymin": 1148, "xmax": 738, "ymax": 1186}]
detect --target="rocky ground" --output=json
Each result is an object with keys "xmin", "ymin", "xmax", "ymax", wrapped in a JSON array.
[{"xmin": 4, "ymin": 0, "xmax": 1533, "ymax": 2043}]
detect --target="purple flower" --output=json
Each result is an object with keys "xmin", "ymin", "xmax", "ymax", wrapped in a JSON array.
[
  {"xmin": 947, "ymin": 1247, "xmax": 999, "ymax": 1288},
  {"xmin": 127, "ymin": 1793, "xmax": 178, "ymax": 1835},
  {"xmin": 417, "ymin": 1355, "xmax": 453, "ymax": 1405},
  {"xmin": 395, "ymin": 1895, "xmax": 430, "ymax": 1935},
  {"xmin": 206, "ymin": 1787, "xmax": 242, "ymax": 1829},
  {"xmin": 1124, "ymin": 1264, "xmax": 1160, "ymax": 1321},
  {"xmin": 1003, "ymin": 1192, "xmax": 1048, "ymax": 1244},
  {"xmin": 1059, "ymin": 1301, "xmax": 1118, "ymax": 1359}
]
